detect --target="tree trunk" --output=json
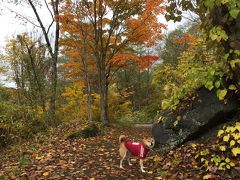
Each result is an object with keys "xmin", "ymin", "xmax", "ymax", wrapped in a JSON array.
[
  {"xmin": 84, "ymin": 59, "xmax": 93, "ymax": 123},
  {"xmin": 27, "ymin": 0, "xmax": 60, "ymax": 125},
  {"xmin": 99, "ymin": 70, "xmax": 109, "ymax": 124},
  {"xmin": 48, "ymin": 56, "xmax": 58, "ymax": 125}
]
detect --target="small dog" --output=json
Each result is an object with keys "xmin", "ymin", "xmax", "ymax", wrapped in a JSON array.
[{"xmin": 119, "ymin": 135, "xmax": 155, "ymax": 172}]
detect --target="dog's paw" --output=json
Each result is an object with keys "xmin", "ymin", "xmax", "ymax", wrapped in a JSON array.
[{"xmin": 141, "ymin": 169, "xmax": 146, "ymax": 173}]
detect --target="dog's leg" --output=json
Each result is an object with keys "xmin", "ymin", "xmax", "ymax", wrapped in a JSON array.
[
  {"xmin": 139, "ymin": 159, "xmax": 146, "ymax": 173},
  {"xmin": 126, "ymin": 152, "xmax": 132, "ymax": 166},
  {"xmin": 119, "ymin": 149, "xmax": 126, "ymax": 169},
  {"xmin": 120, "ymin": 153, "xmax": 126, "ymax": 169}
]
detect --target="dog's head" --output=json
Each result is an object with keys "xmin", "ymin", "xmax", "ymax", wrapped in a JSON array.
[{"xmin": 143, "ymin": 137, "xmax": 155, "ymax": 149}]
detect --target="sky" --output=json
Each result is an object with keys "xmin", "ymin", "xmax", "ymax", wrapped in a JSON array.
[
  {"xmin": 0, "ymin": 2, "xmax": 52, "ymax": 48},
  {"xmin": 0, "ymin": 2, "xmax": 185, "ymax": 48}
]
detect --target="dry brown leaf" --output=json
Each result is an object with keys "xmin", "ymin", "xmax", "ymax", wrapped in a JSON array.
[{"xmin": 203, "ymin": 174, "xmax": 216, "ymax": 180}]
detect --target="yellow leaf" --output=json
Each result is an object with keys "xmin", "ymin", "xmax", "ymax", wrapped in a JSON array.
[
  {"xmin": 35, "ymin": 156, "xmax": 42, "ymax": 160},
  {"xmin": 230, "ymin": 140, "xmax": 236, "ymax": 147},
  {"xmin": 232, "ymin": 133, "xmax": 240, "ymax": 140},
  {"xmin": 226, "ymin": 126, "xmax": 235, "ymax": 133},
  {"xmin": 90, "ymin": 178, "xmax": 95, "ymax": 180},
  {"xmin": 43, "ymin": 172, "xmax": 49, "ymax": 176},
  {"xmin": 217, "ymin": 130, "xmax": 224, "ymax": 137},
  {"xmin": 191, "ymin": 143, "xmax": 197, "ymax": 148},
  {"xmin": 231, "ymin": 147, "xmax": 240, "ymax": 156},
  {"xmin": 219, "ymin": 145, "xmax": 226, "ymax": 151},
  {"xmin": 225, "ymin": 158, "xmax": 230, "ymax": 163},
  {"xmin": 223, "ymin": 134, "xmax": 230, "ymax": 142},
  {"xmin": 230, "ymin": 162, "xmax": 235, "ymax": 167}
]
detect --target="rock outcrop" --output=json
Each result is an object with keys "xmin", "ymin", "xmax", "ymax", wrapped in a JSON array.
[{"xmin": 152, "ymin": 88, "xmax": 239, "ymax": 152}]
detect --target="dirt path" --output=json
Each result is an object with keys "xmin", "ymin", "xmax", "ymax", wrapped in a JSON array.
[
  {"xmin": 1, "ymin": 125, "xmax": 237, "ymax": 179},
  {"xmin": 0, "ymin": 127, "xmax": 159, "ymax": 179}
]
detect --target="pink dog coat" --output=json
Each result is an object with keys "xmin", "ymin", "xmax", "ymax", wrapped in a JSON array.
[{"xmin": 124, "ymin": 141, "xmax": 149, "ymax": 159}]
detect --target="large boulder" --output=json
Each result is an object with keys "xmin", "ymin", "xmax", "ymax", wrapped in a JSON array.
[{"xmin": 152, "ymin": 88, "xmax": 239, "ymax": 153}]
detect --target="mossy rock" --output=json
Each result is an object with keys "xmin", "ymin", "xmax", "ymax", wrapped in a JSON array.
[{"xmin": 64, "ymin": 124, "xmax": 100, "ymax": 140}]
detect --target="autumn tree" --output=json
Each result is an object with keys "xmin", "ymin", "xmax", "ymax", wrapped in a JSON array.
[
  {"xmin": 2, "ymin": 34, "xmax": 49, "ymax": 111},
  {"xmin": 160, "ymin": 27, "xmax": 197, "ymax": 65},
  {"xmin": 60, "ymin": 8, "xmax": 97, "ymax": 123},
  {"xmin": 5, "ymin": 0, "xmax": 61, "ymax": 125},
  {"xmin": 61, "ymin": 0, "xmax": 165, "ymax": 124},
  {"xmin": 115, "ymin": 52, "xmax": 159, "ymax": 110},
  {"xmin": 166, "ymin": 0, "xmax": 240, "ymax": 93}
]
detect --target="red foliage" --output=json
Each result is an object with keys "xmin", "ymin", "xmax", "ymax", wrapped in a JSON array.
[{"xmin": 139, "ymin": 55, "xmax": 159, "ymax": 70}]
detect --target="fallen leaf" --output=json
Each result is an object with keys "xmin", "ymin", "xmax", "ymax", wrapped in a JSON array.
[
  {"xmin": 43, "ymin": 172, "xmax": 49, "ymax": 176},
  {"xmin": 153, "ymin": 156, "xmax": 162, "ymax": 162},
  {"xmin": 203, "ymin": 174, "xmax": 215, "ymax": 179},
  {"xmin": 35, "ymin": 156, "xmax": 43, "ymax": 160}
]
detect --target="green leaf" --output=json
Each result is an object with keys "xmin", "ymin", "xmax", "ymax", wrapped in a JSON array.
[
  {"xmin": 165, "ymin": 14, "xmax": 171, "ymax": 21},
  {"xmin": 215, "ymin": 81, "xmax": 221, "ymax": 88},
  {"xmin": 221, "ymin": 0, "xmax": 229, "ymax": 4},
  {"xmin": 173, "ymin": 120, "xmax": 178, "ymax": 127},
  {"xmin": 216, "ymin": 89, "xmax": 227, "ymax": 100},
  {"xmin": 230, "ymin": 59, "xmax": 240, "ymax": 68},
  {"xmin": 229, "ymin": 84, "xmax": 236, "ymax": 90},
  {"xmin": 234, "ymin": 50, "xmax": 240, "ymax": 55},
  {"xmin": 229, "ymin": 8, "xmax": 240, "ymax": 19},
  {"xmin": 205, "ymin": 81, "xmax": 214, "ymax": 90},
  {"xmin": 204, "ymin": 0, "xmax": 215, "ymax": 9}
]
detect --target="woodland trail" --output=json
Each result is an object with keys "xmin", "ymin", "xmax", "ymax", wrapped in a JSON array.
[
  {"xmin": 0, "ymin": 124, "xmax": 237, "ymax": 179},
  {"xmin": 0, "ymin": 126, "xmax": 159, "ymax": 179}
]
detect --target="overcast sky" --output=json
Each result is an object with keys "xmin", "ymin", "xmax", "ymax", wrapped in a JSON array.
[
  {"xmin": 0, "ymin": 2, "xmax": 185, "ymax": 48},
  {"xmin": 0, "ymin": 2, "xmax": 52, "ymax": 47}
]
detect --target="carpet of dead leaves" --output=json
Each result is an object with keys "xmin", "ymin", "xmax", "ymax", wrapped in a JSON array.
[{"xmin": 0, "ymin": 122, "xmax": 238, "ymax": 180}]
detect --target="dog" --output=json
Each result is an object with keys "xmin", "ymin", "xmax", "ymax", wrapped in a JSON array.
[{"xmin": 119, "ymin": 135, "xmax": 155, "ymax": 172}]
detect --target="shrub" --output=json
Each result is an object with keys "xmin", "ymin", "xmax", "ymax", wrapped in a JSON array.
[
  {"xmin": 117, "ymin": 110, "xmax": 151, "ymax": 126},
  {"xmin": 0, "ymin": 101, "xmax": 46, "ymax": 144},
  {"xmin": 195, "ymin": 122, "xmax": 240, "ymax": 172}
]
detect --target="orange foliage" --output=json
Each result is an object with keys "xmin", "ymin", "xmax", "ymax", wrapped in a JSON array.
[
  {"xmin": 59, "ymin": 0, "xmax": 165, "ymax": 80},
  {"xmin": 173, "ymin": 33, "xmax": 197, "ymax": 48},
  {"xmin": 111, "ymin": 52, "xmax": 140, "ymax": 67},
  {"xmin": 124, "ymin": 0, "xmax": 166, "ymax": 46},
  {"xmin": 59, "ymin": 0, "xmax": 96, "ymax": 81},
  {"xmin": 111, "ymin": 53, "xmax": 159, "ymax": 70}
]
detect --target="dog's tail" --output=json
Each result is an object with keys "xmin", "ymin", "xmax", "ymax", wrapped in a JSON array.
[{"xmin": 119, "ymin": 135, "xmax": 126, "ymax": 144}]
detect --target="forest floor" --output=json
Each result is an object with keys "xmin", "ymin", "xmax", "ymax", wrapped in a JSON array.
[{"xmin": 0, "ymin": 122, "xmax": 238, "ymax": 180}]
